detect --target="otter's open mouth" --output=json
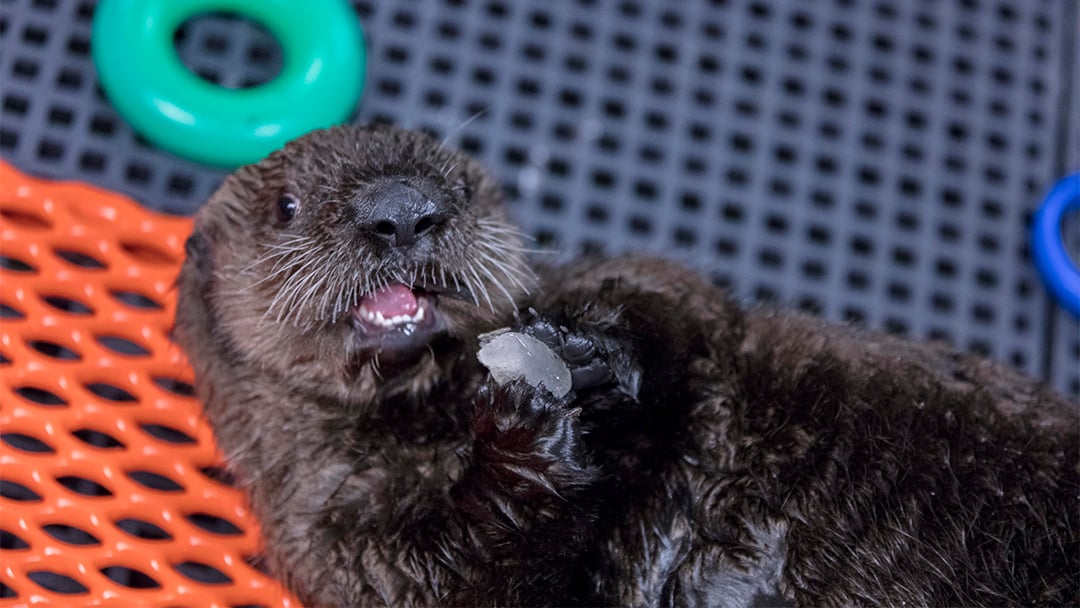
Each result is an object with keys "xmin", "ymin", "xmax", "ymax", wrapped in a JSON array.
[
  {"xmin": 355, "ymin": 285, "xmax": 428, "ymax": 328},
  {"xmin": 351, "ymin": 284, "xmax": 443, "ymax": 359}
]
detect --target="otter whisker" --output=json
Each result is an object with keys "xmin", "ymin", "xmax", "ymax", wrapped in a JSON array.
[
  {"xmin": 315, "ymin": 279, "xmax": 338, "ymax": 320},
  {"xmin": 261, "ymin": 255, "xmax": 322, "ymax": 289},
  {"xmin": 234, "ymin": 239, "xmax": 315, "ymax": 276},
  {"xmin": 464, "ymin": 260, "xmax": 495, "ymax": 312},
  {"xmin": 244, "ymin": 247, "xmax": 324, "ymax": 292},
  {"xmin": 472, "ymin": 257, "xmax": 518, "ymax": 307},
  {"xmin": 271, "ymin": 253, "xmax": 324, "ymax": 302},
  {"xmin": 473, "ymin": 220, "xmax": 550, "ymax": 255},
  {"xmin": 264, "ymin": 236, "xmax": 316, "ymax": 250},
  {"xmin": 476, "ymin": 218, "xmax": 537, "ymax": 242},
  {"xmin": 254, "ymin": 252, "xmax": 307, "ymax": 274},
  {"xmin": 270, "ymin": 261, "xmax": 326, "ymax": 324},
  {"xmin": 422, "ymin": 263, "xmax": 434, "ymax": 289},
  {"xmin": 437, "ymin": 154, "xmax": 453, "ymax": 179},
  {"xmin": 441, "ymin": 161, "xmax": 461, "ymax": 180},
  {"xmin": 294, "ymin": 274, "xmax": 332, "ymax": 325},
  {"xmin": 440, "ymin": 106, "xmax": 489, "ymax": 149},
  {"xmin": 451, "ymin": 271, "xmax": 462, "ymax": 296},
  {"xmin": 457, "ymin": 267, "xmax": 481, "ymax": 308},
  {"xmin": 482, "ymin": 239, "xmax": 550, "ymax": 256},
  {"xmin": 331, "ymin": 268, "xmax": 365, "ymax": 320},
  {"xmin": 317, "ymin": 249, "xmax": 352, "ymax": 319},
  {"xmin": 469, "ymin": 239, "xmax": 528, "ymax": 289},
  {"xmin": 314, "ymin": 257, "xmax": 352, "ymax": 322},
  {"xmin": 474, "ymin": 236, "xmax": 536, "ymax": 279},
  {"xmin": 266, "ymin": 282, "xmax": 299, "ymax": 323},
  {"xmin": 247, "ymin": 244, "xmax": 307, "ymax": 265},
  {"xmin": 266, "ymin": 241, "xmax": 318, "ymax": 263},
  {"xmin": 472, "ymin": 246, "xmax": 534, "ymax": 297},
  {"xmin": 474, "ymin": 235, "xmax": 533, "ymax": 271}
]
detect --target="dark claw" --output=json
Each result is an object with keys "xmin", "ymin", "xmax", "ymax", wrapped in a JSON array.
[
  {"xmin": 570, "ymin": 362, "xmax": 614, "ymax": 391},
  {"xmin": 561, "ymin": 333, "xmax": 597, "ymax": 365},
  {"xmin": 523, "ymin": 315, "xmax": 561, "ymax": 348}
]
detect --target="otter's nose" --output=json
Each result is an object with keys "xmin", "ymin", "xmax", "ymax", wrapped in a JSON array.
[{"xmin": 363, "ymin": 181, "xmax": 450, "ymax": 248}]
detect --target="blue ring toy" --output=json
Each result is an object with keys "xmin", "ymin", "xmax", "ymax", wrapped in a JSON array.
[
  {"xmin": 91, "ymin": 0, "xmax": 366, "ymax": 167},
  {"xmin": 1031, "ymin": 173, "xmax": 1080, "ymax": 318}
]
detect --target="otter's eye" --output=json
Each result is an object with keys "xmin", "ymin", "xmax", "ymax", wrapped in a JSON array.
[{"xmin": 277, "ymin": 194, "xmax": 299, "ymax": 223}]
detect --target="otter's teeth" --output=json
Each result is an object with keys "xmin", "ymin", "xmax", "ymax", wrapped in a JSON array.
[{"xmin": 358, "ymin": 302, "xmax": 425, "ymax": 328}]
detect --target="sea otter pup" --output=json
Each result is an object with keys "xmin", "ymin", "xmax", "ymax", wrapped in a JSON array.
[{"xmin": 174, "ymin": 124, "xmax": 1078, "ymax": 607}]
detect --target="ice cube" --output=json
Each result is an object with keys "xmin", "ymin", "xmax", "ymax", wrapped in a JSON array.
[{"xmin": 477, "ymin": 330, "xmax": 572, "ymax": 398}]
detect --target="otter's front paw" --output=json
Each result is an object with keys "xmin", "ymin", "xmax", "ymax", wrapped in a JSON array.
[
  {"xmin": 471, "ymin": 380, "xmax": 593, "ymax": 491},
  {"xmin": 516, "ymin": 312, "xmax": 642, "ymax": 398}
]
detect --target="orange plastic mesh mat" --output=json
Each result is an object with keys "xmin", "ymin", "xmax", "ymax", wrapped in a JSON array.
[{"xmin": 0, "ymin": 161, "xmax": 297, "ymax": 607}]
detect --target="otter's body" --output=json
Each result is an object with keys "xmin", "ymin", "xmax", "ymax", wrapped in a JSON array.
[{"xmin": 175, "ymin": 125, "xmax": 1078, "ymax": 606}]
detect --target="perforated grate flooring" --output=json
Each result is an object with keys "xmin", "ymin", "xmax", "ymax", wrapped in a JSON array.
[{"xmin": 1, "ymin": 0, "xmax": 1078, "ymax": 398}]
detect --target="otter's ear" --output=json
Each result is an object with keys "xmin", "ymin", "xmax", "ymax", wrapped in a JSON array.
[
  {"xmin": 175, "ymin": 216, "xmax": 220, "ymax": 315},
  {"xmin": 183, "ymin": 229, "xmax": 212, "ymax": 279},
  {"xmin": 172, "ymin": 219, "xmax": 218, "ymax": 349}
]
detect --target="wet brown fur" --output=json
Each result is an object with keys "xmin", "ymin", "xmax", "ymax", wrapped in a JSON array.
[{"xmin": 175, "ymin": 124, "xmax": 1078, "ymax": 607}]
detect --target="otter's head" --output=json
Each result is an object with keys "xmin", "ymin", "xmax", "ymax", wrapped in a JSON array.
[{"xmin": 175, "ymin": 124, "xmax": 534, "ymax": 398}]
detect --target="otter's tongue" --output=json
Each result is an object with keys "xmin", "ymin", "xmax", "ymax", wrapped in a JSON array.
[{"xmin": 360, "ymin": 284, "xmax": 418, "ymax": 317}]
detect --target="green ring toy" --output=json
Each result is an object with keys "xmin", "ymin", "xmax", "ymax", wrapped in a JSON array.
[{"xmin": 91, "ymin": 0, "xmax": 366, "ymax": 167}]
